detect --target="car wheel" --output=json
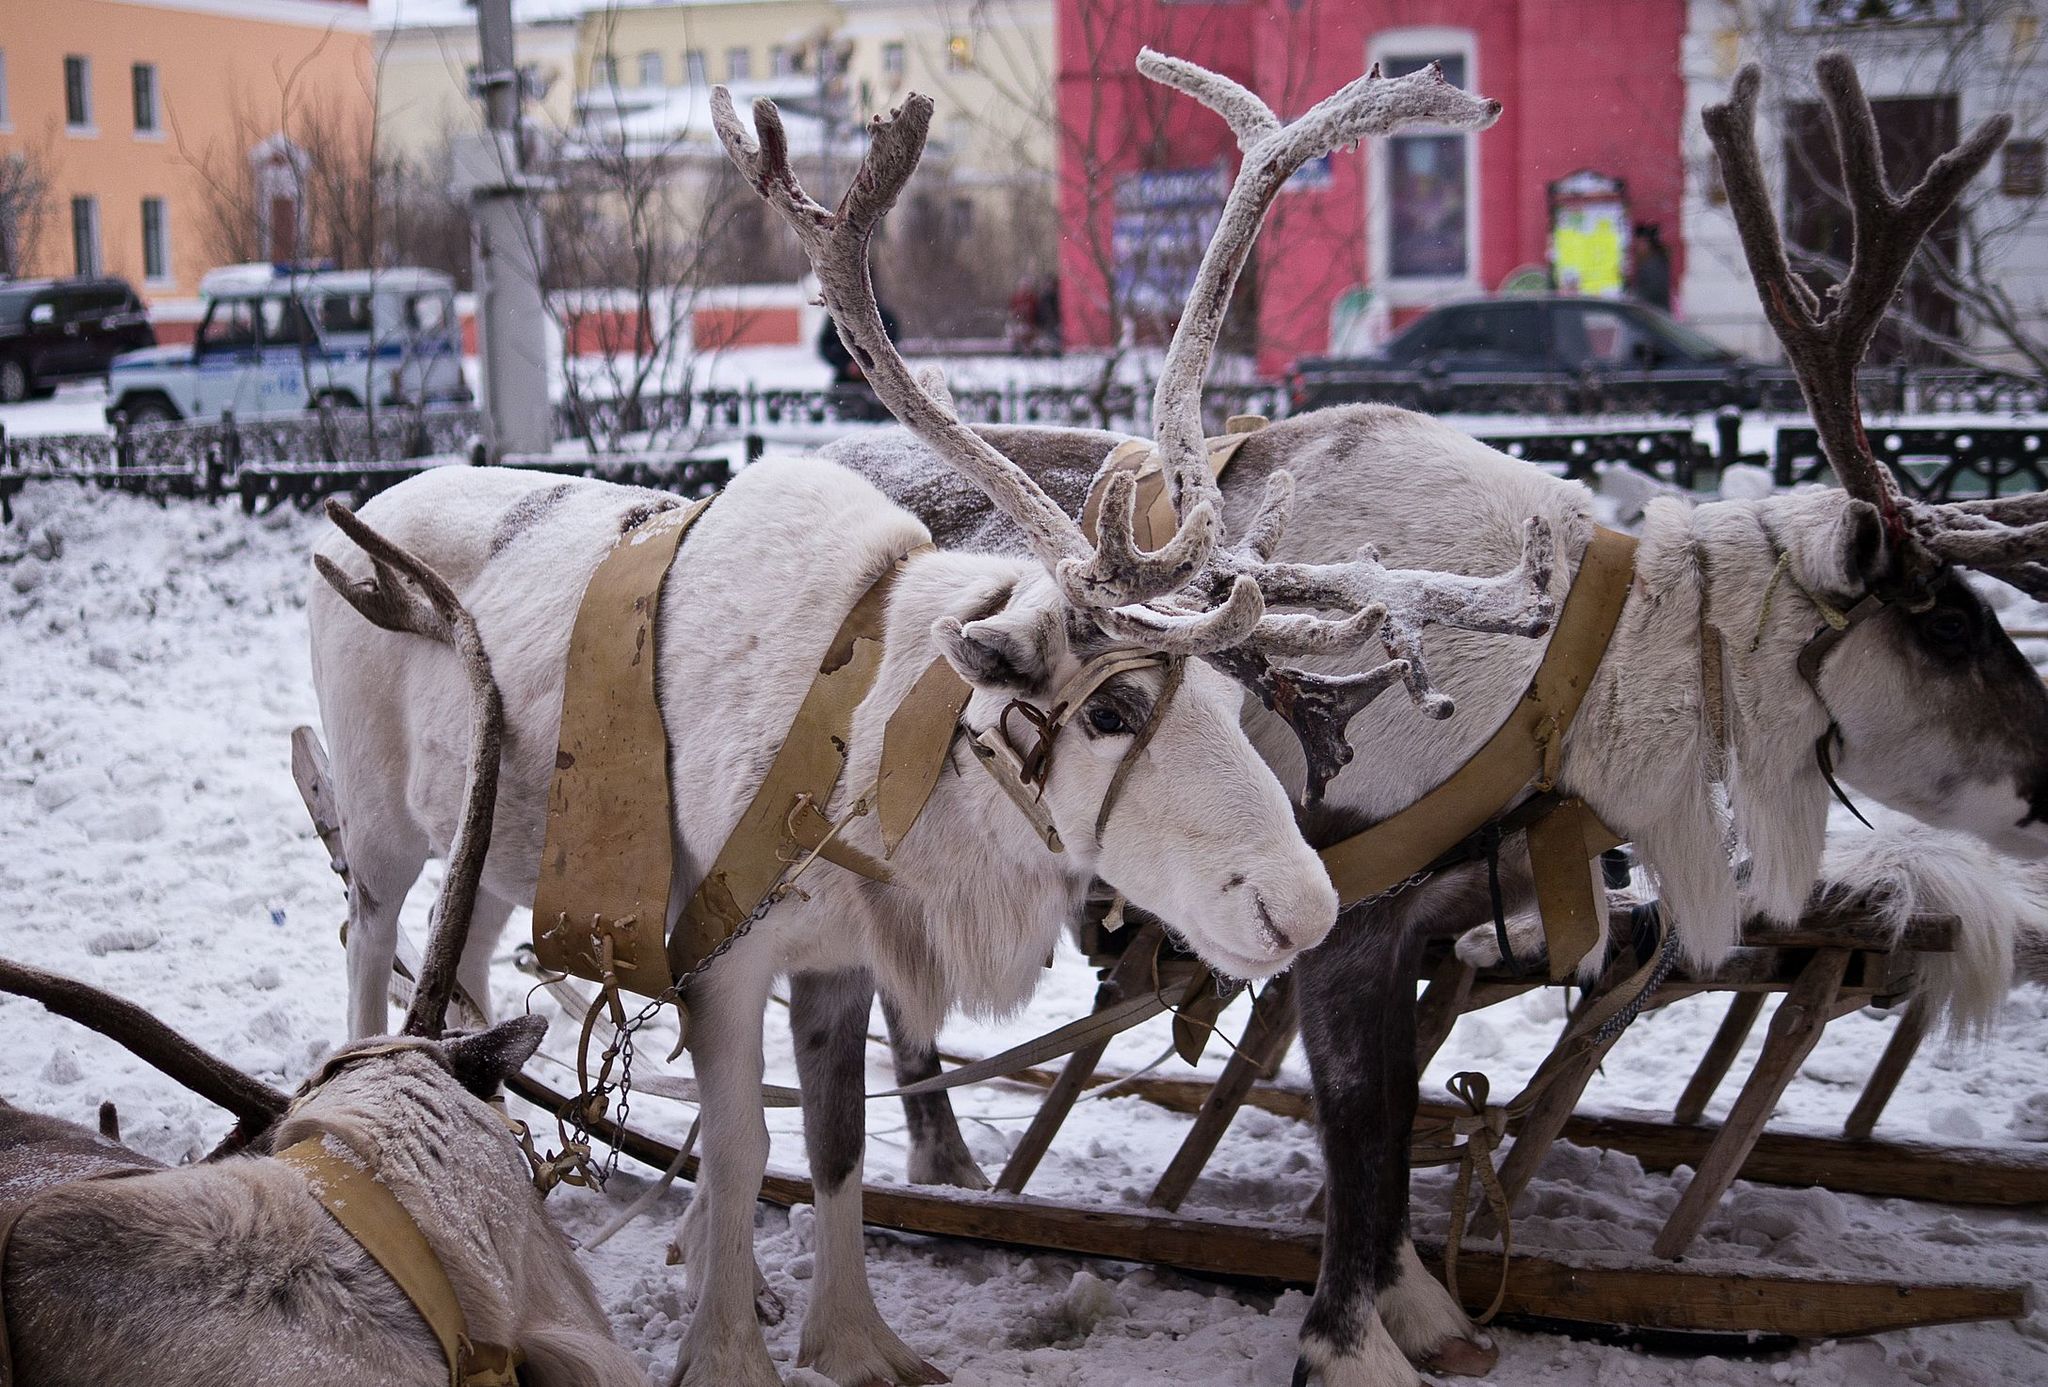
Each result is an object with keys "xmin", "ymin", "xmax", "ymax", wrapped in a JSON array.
[
  {"xmin": 0, "ymin": 358, "xmax": 28, "ymax": 404},
  {"xmin": 121, "ymin": 397, "xmax": 178, "ymax": 428},
  {"xmin": 314, "ymin": 390, "xmax": 363, "ymax": 411}
]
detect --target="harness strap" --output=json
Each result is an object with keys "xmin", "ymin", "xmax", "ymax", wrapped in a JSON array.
[
  {"xmin": 278, "ymin": 1138, "xmax": 520, "ymax": 1387},
  {"xmin": 1795, "ymin": 593, "xmax": 1886, "ymax": 830},
  {"xmin": 674, "ymin": 544, "xmax": 933, "ymax": 979},
  {"xmin": 1079, "ymin": 417, "xmax": 1265, "ymax": 551},
  {"xmin": 1318, "ymin": 525, "xmax": 1638, "ymax": 916},
  {"xmin": 533, "ymin": 497, "xmax": 718, "ymax": 999}
]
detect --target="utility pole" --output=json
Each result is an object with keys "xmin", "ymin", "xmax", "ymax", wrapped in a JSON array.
[{"xmin": 455, "ymin": 0, "xmax": 552, "ymax": 458}]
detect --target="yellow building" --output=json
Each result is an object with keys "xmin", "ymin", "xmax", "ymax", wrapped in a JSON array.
[
  {"xmin": 375, "ymin": 0, "xmax": 580, "ymax": 163},
  {"xmin": 0, "ymin": 0, "xmax": 375, "ymax": 300}
]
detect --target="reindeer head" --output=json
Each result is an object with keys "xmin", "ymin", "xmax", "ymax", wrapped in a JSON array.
[
  {"xmin": 1706, "ymin": 55, "xmax": 2048, "ymax": 857},
  {"xmin": 715, "ymin": 56, "xmax": 1553, "ymax": 974}
]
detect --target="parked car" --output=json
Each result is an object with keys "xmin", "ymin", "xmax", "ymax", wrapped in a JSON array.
[
  {"xmin": 1290, "ymin": 294, "xmax": 1760, "ymax": 414},
  {"xmin": 0, "ymin": 277, "xmax": 155, "ymax": 403},
  {"xmin": 106, "ymin": 264, "xmax": 470, "ymax": 426}
]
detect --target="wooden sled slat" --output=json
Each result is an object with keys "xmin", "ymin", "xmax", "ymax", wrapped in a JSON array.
[{"xmin": 506, "ymin": 1073, "xmax": 2024, "ymax": 1341}]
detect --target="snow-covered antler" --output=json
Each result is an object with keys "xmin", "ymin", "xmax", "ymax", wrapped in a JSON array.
[
  {"xmin": 1705, "ymin": 54, "xmax": 2048, "ymax": 599},
  {"xmin": 711, "ymin": 88, "xmax": 1264, "ymax": 654},
  {"xmin": 1123, "ymin": 53, "xmax": 1557, "ymax": 795}
]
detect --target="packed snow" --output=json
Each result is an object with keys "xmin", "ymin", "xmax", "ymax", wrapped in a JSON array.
[{"xmin": 4, "ymin": 475, "xmax": 2048, "ymax": 1387}]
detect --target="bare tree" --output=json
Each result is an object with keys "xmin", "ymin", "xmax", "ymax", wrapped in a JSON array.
[
  {"xmin": 0, "ymin": 136, "xmax": 55, "ymax": 278},
  {"xmin": 1732, "ymin": 0, "xmax": 2048, "ymax": 372}
]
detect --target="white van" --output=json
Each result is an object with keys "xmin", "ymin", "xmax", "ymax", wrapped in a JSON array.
[{"xmin": 106, "ymin": 264, "xmax": 471, "ymax": 425}]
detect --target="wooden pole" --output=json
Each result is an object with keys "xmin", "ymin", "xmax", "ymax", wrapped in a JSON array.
[
  {"xmin": 1652, "ymin": 948, "xmax": 1850, "ymax": 1259},
  {"xmin": 1148, "ymin": 974, "xmax": 1298, "ymax": 1211},
  {"xmin": 1673, "ymin": 992, "xmax": 1766, "ymax": 1125},
  {"xmin": 1843, "ymin": 1003, "xmax": 1930, "ymax": 1142}
]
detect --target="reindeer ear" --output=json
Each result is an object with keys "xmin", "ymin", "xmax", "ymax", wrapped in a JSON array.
[
  {"xmin": 1836, "ymin": 497, "xmax": 1894, "ymax": 591},
  {"xmin": 932, "ymin": 581, "xmax": 1060, "ymax": 695},
  {"xmin": 441, "ymin": 1014, "xmax": 547, "ymax": 1099}
]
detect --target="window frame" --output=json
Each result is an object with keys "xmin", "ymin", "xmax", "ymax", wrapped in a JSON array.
[
  {"xmin": 0, "ymin": 49, "xmax": 12, "ymax": 131},
  {"xmin": 132, "ymin": 62, "xmax": 160, "ymax": 137},
  {"xmin": 882, "ymin": 42, "xmax": 906, "ymax": 81},
  {"xmin": 684, "ymin": 49, "xmax": 707, "ymax": 87},
  {"xmin": 636, "ymin": 51, "xmax": 662, "ymax": 89},
  {"xmin": 726, "ymin": 47, "xmax": 751, "ymax": 81},
  {"xmin": 141, "ymin": 196, "xmax": 170, "ymax": 284},
  {"xmin": 64, "ymin": 54, "xmax": 93, "ymax": 132},
  {"xmin": 69, "ymin": 196, "xmax": 101, "ymax": 276},
  {"xmin": 1366, "ymin": 30, "xmax": 1482, "ymax": 309}
]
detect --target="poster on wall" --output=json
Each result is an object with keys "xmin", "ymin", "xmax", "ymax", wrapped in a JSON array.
[
  {"xmin": 1112, "ymin": 166, "xmax": 1229, "ymax": 317},
  {"xmin": 1548, "ymin": 169, "xmax": 1629, "ymax": 297}
]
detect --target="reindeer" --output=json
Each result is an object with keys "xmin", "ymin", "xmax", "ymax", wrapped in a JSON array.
[
  {"xmin": 1, "ymin": 519, "xmax": 647, "ymax": 1387},
  {"xmin": 826, "ymin": 53, "xmax": 2048, "ymax": 1387},
  {"xmin": 307, "ymin": 54, "xmax": 1556, "ymax": 1387}
]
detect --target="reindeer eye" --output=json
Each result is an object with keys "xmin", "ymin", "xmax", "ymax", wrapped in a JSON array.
[
  {"xmin": 1086, "ymin": 705, "xmax": 1130, "ymax": 735},
  {"xmin": 1925, "ymin": 609, "xmax": 1969, "ymax": 644}
]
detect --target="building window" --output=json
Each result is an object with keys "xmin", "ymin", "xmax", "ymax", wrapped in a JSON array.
[
  {"xmin": 882, "ymin": 42, "xmax": 905, "ymax": 81},
  {"xmin": 727, "ymin": 47, "xmax": 751, "ymax": 81},
  {"xmin": 132, "ymin": 63, "xmax": 159, "ymax": 134},
  {"xmin": 71, "ymin": 196, "xmax": 100, "ymax": 275},
  {"xmin": 946, "ymin": 35, "xmax": 971, "ymax": 71},
  {"xmin": 637, "ymin": 51, "xmax": 662, "ymax": 88},
  {"xmin": 0, "ymin": 50, "xmax": 11, "ymax": 129},
  {"xmin": 771, "ymin": 45, "xmax": 801, "ymax": 77},
  {"xmin": 590, "ymin": 54, "xmax": 617, "ymax": 88},
  {"xmin": 684, "ymin": 49, "xmax": 707, "ymax": 86},
  {"xmin": 141, "ymin": 197, "xmax": 168, "ymax": 281},
  {"xmin": 1383, "ymin": 53, "xmax": 1471, "ymax": 280},
  {"xmin": 64, "ymin": 55, "xmax": 92, "ymax": 129}
]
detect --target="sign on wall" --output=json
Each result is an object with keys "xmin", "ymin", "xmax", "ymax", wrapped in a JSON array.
[{"xmin": 1112, "ymin": 165, "xmax": 1229, "ymax": 316}]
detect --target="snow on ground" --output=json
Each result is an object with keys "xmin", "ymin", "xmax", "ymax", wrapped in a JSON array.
[{"xmin": 5, "ymin": 479, "xmax": 2048, "ymax": 1386}]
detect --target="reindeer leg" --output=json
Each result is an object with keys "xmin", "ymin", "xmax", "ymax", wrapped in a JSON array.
[
  {"xmin": 1296, "ymin": 903, "xmax": 1484, "ymax": 1386},
  {"xmin": 669, "ymin": 957, "xmax": 780, "ymax": 1387},
  {"xmin": 794, "ymin": 969, "xmax": 948, "ymax": 1386},
  {"xmin": 883, "ymin": 993, "xmax": 989, "ymax": 1190},
  {"xmin": 342, "ymin": 828, "xmax": 427, "ymax": 1040},
  {"xmin": 451, "ymin": 888, "xmax": 515, "ymax": 1029}
]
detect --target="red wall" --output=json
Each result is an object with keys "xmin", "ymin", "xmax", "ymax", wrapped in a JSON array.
[{"xmin": 1057, "ymin": 0, "xmax": 1688, "ymax": 373}]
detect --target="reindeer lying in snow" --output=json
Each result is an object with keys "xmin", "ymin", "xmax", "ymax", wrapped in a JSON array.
[
  {"xmin": 2, "ymin": 517, "xmax": 647, "ymax": 1387},
  {"xmin": 831, "ymin": 54, "xmax": 2048, "ymax": 1387},
  {"xmin": 311, "ymin": 53, "xmax": 1553, "ymax": 1387},
  {"xmin": 0, "ymin": 983, "xmax": 643, "ymax": 1387}
]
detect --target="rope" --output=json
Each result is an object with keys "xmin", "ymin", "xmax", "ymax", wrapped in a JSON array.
[{"xmin": 1411, "ymin": 1071, "xmax": 1513, "ymax": 1325}]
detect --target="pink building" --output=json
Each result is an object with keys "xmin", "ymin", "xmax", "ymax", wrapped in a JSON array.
[{"xmin": 1056, "ymin": 0, "xmax": 1688, "ymax": 374}]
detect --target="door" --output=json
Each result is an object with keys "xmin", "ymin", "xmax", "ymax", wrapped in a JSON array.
[
  {"xmin": 192, "ymin": 297, "xmax": 263, "ymax": 417},
  {"xmin": 255, "ymin": 294, "xmax": 319, "ymax": 412}
]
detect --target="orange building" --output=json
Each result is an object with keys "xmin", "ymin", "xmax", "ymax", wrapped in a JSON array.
[{"xmin": 0, "ymin": 0, "xmax": 373, "ymax": 301}]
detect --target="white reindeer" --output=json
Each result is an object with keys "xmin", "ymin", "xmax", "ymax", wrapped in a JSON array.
[
  {"xmin": 828, "ymin": 54, "xmax": 2048, "ymax": 1387},
  {"xmin": 306, "ymin": 62, "xmax": 1550, "ymax": 1387}
]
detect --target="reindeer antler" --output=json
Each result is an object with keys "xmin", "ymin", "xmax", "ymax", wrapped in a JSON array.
[
  {"xmin": 317, "ymin": 501, "xmax": 505, "ymax": 1037},
  {"xmin": 1704, "ymin": 54, "xmax": 2048, "ymax": 598},
  {"xmin": 0, "ymin": 957, "xmax": 290, "ymax": 1137},
  {"xmin": 1124, "ymin": 53, "xmax": 1557, "ymax": 795},
  {"xmin": 712, "ymin": 89, "xmax": 1264, "ymax": 653}
]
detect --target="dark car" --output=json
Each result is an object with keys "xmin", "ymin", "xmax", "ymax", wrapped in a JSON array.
[
  {"xmin": 1291, "ymin": 295, "xmax": 1759, "ymax": 414},
  {"xmin": 0, "ymin": 278, "xmax": 156, "ymax": 403}
]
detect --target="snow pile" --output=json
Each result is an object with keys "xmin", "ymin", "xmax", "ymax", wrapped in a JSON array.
[{"xmin": 4, "ymin": 480, "xmax": 2048, "ymax": 1384}]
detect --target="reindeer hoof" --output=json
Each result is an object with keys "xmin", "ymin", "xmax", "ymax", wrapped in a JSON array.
[
  {"xmin": 906, "ymin": 1148, "xmax": 991, "ymax": 1191},
  {"xmin": 1417, "ymin": 1335, "xmax": 1497, "ymax": 1377}
]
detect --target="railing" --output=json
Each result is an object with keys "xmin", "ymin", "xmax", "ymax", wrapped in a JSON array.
[
  {"xmin": 1774, "ymin": 425, "xmax": 2048, "ymax": 502},
  {"xmin": 0, "ymin": 405, "xmax": 740, "ymax": 522}
]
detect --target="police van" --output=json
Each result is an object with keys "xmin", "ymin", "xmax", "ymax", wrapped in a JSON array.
[{"xmin": 106, "ymin": 264, "xmax": 471, "ymax": 425}]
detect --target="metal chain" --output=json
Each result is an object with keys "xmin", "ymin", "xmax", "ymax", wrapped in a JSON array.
[{"xmin": 1356, "ymin": 865, "xmax": 1438, "ymax": 909}]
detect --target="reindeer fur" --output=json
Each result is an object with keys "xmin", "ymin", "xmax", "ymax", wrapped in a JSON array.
[
  {"xmin": 829, "ymin": 401, "xmax": 2048, "ymax": 1386},
  {"xmin": 1, "ymin": 1023, "xmax": 645, "ymax": 1387},
  {"xmin": 309, "ymin": 456, "xmax": 1337, "ymax": 1386}
]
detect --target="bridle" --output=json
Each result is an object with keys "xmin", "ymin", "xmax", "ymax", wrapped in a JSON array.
[
  {"xmin": 963, "ymin": 647, "xmax": 1185, "ymax": 854},
  {"xmin": 1792, "ymin": 591, "xmax": 1888, "ymax": 827}
]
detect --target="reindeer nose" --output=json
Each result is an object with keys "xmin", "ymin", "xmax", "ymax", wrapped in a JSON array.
[{"xmin": 1254, "ymin": 895, "xmax": 1295, "ymax": 953}]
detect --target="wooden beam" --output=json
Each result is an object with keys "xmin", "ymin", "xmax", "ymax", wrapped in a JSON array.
[
  {"xmin": 1844, "ymin": 1006, "xmax": 1931, "ymax": 1142},
  {"xmin": 511, "ymin": 1072, "xmax": 2022, "ymax": 1341},
  {"xmin": 1673, "ymin": 992, "xmax": 1765, "ymax": 1125}
]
